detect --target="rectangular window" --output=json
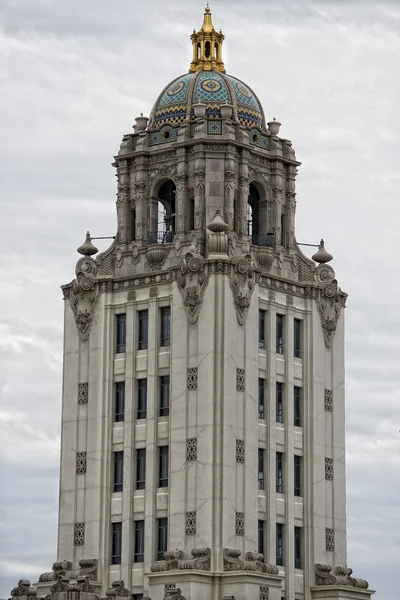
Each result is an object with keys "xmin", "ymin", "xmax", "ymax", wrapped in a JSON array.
[
  {"xmin": 276, "ymin": 314, "xmax": 284, "ymax": 354},
  {"xmin": 134, "ymin": 520, "xmax": 145, "ymax": 562},
  {"xmin": 276, "ymin": 382, "xmax": 283, "ymax": 423},
  {"xmin": 294, "ymin": 318, "xmax": 301, "ymax": 358},
  {"xmin": 294, "ymin": 386, "xmax": 301, "ymax": 427},
  {"xmin": 258, "ymin": 378, "xmax": 265, "ymax": 419},
  {"xmin": 276, "ymin": 452, "xmax": 283, "ymax": 494},
  {"xmin": 113, "ymin": 451, "xmax": 123, "ymax": 493},
  {"xmin": 276, "ymin": 523, "xmax": 284, "ymax": 566},
  {"xmin": 294, "ymin": 455, "xmax": 301, "ymax": 497},
  {"xmin": 158, "ymin": 446, "xmax": 169, "ymax": 488},
  {"xmin": 114, "ymin": 382, "xmax": 125, "ymax": 422},
  {"xmin": 160, "ymin": 306, "xmax": 171, "ymax": 347},
  {"xmin": 259, "ymin": 309, "xmax": 266, "ymax": 350},
  {"xmin": 116, "ymin": 314, "xmax": 126, "ymax": 353},
  {"xmin": 138, "ymin": 310, "xmax": 148, "ymax": 350},
  {"xmin": 258, "ymin": 519, "xmax": 265, "ymax": 556},
  {"xmin": 133, "ymin": 596, "xmax": 143, "ymax": 600},
  {"xmin": 294, "ymin": 526, "xmax": 302, "ymax": 569},
  {"xmin": 111, "ymin": 522, "xmax": 122, "ymax": 564},
  {"xmin": 159, "ymin": 375, "xmax": 170, "ymax": 417},
  {"xmin": 136, "ymin": 448, "xmax": 146, "ymax": 490},
  {"xmin": 137, "ymin": 379, "xmax": 147, "ymax": 420},
  {"xmin": 157, "ymin": 518, "xmax": 168, "ymax": 561},
  {"xmin": 258, "ymin": 448, "xmax": 265, "ymax": 490}
]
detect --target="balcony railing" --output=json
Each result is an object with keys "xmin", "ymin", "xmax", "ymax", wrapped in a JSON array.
[
  {"xmin": 251, "ymin": 233, "xmax": 275, "ymax": 247},
  {"xmin": 148, "ymin": 230, "xmax": 174, "ymax": 244}
]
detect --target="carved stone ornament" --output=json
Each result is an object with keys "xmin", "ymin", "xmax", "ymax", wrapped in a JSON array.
[
  {"xmin": 10, "ymin": 581, "xmax": 37, "ymax": 598},
  {"xmin": 255, "ymin": 248, "xmax": 274, "ymax": 271},
  {"xmin": 151, "ymin": 548, "xmax": 211, "ymax": 572},
  {"xmin": 228, "ymin": 255, "xmax": 255, "ymax": 325},
  {"xmin": 39, "ymin": 559, "xmax": 97, "ymax": 583},
  {"xmin": 105, "ymin": 581, "xmax": 131, "ymax": 598},
  {"xmin": 147, "ymin": 245, "xmax": 168, "ymax": 271},
  {"xmin": 165, "ymin": 590, "xmax": 186, "ymax": 600},
  {"xmin": 68, "ymin": 256, "xmax": 99, "ymax": 341},
  {"xmin": 315, "ymin": 275, "xmax": 347, "ymax": 348},
  {"xmin": 150, "ymin": 550, "xmax": 183, "ymax": 572},
  {"xmin": 50, "ymin": 576, "xmax": 70, "ymax": 594},
  {"xmin": 177, "ymin": 253, "xmax": 209, "ymax": 324},
  {"xmin": 315, "ymin": 564, "xmax": 369, "ymax": 589},
  {"xmin": 223, "ymin": 549, "xmax": 278, "ymax": 574}
]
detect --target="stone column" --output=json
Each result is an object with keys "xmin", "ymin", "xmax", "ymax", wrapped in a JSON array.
[
  {"xmin": 175, "ymin": 148, "xmax": 187, "ymax": 235},
  {"xmin": 192, "ymin": 156, "xmax": 205, "ymax": 231},
  {"xmin": 224, "ymin": 157, "xmax": 236, "ymax": 230},
  {"xmin": 134, "ymin": 165, "xmax": 147, "ymax": 242},
  {"xmin": 116, "ymin": 163, "xmax": 130, "ymax": 244},
  {"xmin": 272, "ymin": 184, "xmax": 284, "ymax": 246}
]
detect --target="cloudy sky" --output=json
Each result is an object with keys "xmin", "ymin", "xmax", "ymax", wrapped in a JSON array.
[{"xmin": 0, "ymin": 0, "xmax": 399, "ymax": 598}]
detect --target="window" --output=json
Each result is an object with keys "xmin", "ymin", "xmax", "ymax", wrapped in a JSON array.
[
  {"xmin": 276, "ymin": 314, "xmax": 284, "ymax": 354},
  {"xmin": 294, "ymin": 319, "xmax": 301, "ymax": 358},
  {"xmin": 276, "ymin": 452, "xmax": 283, "ymax": 494},
  {"xmin": 138, "ymin": 310, "xmax": 148, "ymax": 350},
  {"xmin": 114, "ymin": 382, "xmax": 125, "ymax": 422},
  {"xmin": 294, "ymin": 386, "xmax": 301, "ymax": 427},
  {"xmin": 134, "ymin": 520, "xmax": 145, "ymax": 562},
  {"xmin": 294, "ymin": 455, "xmax": 301, "ymax": 497},
  {"xmin": 116, "ymin": 314, "xmax": 126, "ymax": 353},
  {"xmin": 157, "ymin": 518, "xmax": 168, "ymax": 560},
  {"xmin": 113, "ymin": 451, "xmax": 123, "ymax": 493},
  {"xmin": 276, "ymin": 382, "xmax": 283, "ymax": 423},
  {"xmin": 111, "ymin": 522, "xmax": 122, "ymax": 564},
  {"xmin": 160, "ymin": 307, "xmax": 171, "ymax": 347},
  {"xmin": 258, "ymin": 378, "xmax": 265, "ymax": 419},
  {"xmin": 137, "ymin": 379, "xmax": 147, "ymax": 420},
  {"xmin": 136, "ymin": 449, "xmax": 146, "ymax": 490},
  {"xmin": 276, "ymin": 523, "xmax": 284, "ymax": 566},
  {"xmin": 258, "ymin": 448, "xmax": 265, "ymax": 490},
  {"xmin": 247, "ymin": 183, "xmax": 260, "ymax": 242},
  {"xmin": 258, "ymin": 519, "xmax": 265, "ymax": 556},
  {"xmin": 158, "ymin": 446, "xmax": 169, "ymax": 487},
  {"xmin": 133, "ymin": 596, "xmax": 143, "ymax": 600},
  {"xmin": 159, "ymin": 376, "xmax": 170, "ymax": 417},
  {"xmin": 294, "ymin": 526, "xmax": 302, "ymax": 569},
  {"xmin": 259, "ymin": 309, "xmax": 266, "ymax": 350}
]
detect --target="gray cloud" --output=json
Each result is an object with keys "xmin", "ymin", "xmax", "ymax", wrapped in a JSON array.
[{"xmin": 0, "ymin": 0, "xmax": 399, "ymax": 598}]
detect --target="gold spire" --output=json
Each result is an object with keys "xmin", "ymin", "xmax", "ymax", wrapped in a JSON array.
[{"xmin": 189, "ymin": 5, "xmax": 225, "ymax": 73}]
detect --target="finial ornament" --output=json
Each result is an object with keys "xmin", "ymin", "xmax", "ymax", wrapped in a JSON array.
[{"xmin": 189, "ymin": 6, "xmax": 225, "ymax": 73}]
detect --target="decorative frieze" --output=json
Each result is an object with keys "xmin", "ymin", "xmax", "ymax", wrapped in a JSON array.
[
  {"xmin": 186, "ymin": 438, "xmax": 197, "ymax": 461},
  {"xmin": 187, "ymin": 367, "xmax": 198, "ymax": 390},
  {"xmin": 185, "ymin": 512, "xmax": 196, "ymax": 535},
  {"xmin": 74, "ymin": 523, "xmax": 85, "ymax": 546},
  {"xmin": 325, "ymin": 457, "xmax": 334, "ymax": 480},
  {"xmin": 325, "ymin": 528, "xmax": 334, "ymax": 551},
  {"xmin": 236, "ymin": 440, "xmax": 245, "ymax": 463},
  {"xmin": 324, "ymin": 389, "xmax": 333, "ymax": 411},
  {"xmin": 236, "ymin": 369, "xmax": 245, "ymax": 392},
  {"xmin": 78, "ymin": 383, "xmax": 88, "ymax": 405},
  {"xmin": 235, "ymin": 512, "xmax": 244, "ymax": 536},
  {"xmin": 76, "ymin": 452, "xmax": 87, "ymax": 475}
]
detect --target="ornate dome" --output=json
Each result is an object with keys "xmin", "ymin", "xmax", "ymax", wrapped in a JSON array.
[
  {"xmin": 148, "ymin": 6, "xmax": 266, "ymax": 131},
  {"xmin": 149, "ymin": 70, "xmax": 265, "ymax": 130}
]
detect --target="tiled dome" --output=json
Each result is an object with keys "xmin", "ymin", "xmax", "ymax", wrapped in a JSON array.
[{"xmin": 149, "ymin": 70, "xmax": 265, "ymax": 130}]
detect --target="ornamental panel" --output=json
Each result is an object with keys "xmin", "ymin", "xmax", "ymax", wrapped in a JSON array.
[
  {"xmin": 260, "ymin": 586, "xmax": 269, "ymax": 600},
  {"xmin": 74, "ymin": 523, "xmax": 85, "ymax": 546},
  {"xmin": 324, "ymin": 389, "xmax": 333, "ymax": 411},
  {"xmin": 185, "ymin": 512, "xmax": 196, "ymax": 535},
  {"xmin": 76, "ymin": 452, "xmax": 87, "ymax": 475},
  {"xmin": 186, "ymin": 438, "xmax": 197, "ymax": 461},
  {"xmin": 235, "ymin": 512, "xmax": 244, "ymax": 536},
  {"xmin": 325, "ymin": 457, "xmax": 334, "ymax": 481},
  {"xmin": 187, "ymin": 367, "xmax": 198, "ymax": 390},
  {"xmin": 78, "ymin": 383, "xmax": 88, "ymax": 405},
  {"xmin": 236, "ymin": 439, "xmax": 245, "ymax": 463},
  {"xmin": 326, "ymin": 528, "xmax": 335, "ymax": 551},
  {"xmin": 236, "ymin": 369, "xmax": 245, "ymax": 392}
]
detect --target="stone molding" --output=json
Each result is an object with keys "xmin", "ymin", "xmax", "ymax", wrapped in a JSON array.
[{"xmin": 315, "ymin": 564, "xmax": 369, "ymax": 589}]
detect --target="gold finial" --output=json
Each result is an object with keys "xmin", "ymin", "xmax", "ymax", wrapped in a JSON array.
[{"xmin": 189, "ymin": 6, "xmax": 225, "ymax": 73}]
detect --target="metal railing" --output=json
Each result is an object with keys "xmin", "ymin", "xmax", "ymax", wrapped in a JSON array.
[
  {"xmin": 251, "ymin": 233, "xmax": 275, "ymax": 247},
  {"xmin": 148, "ymin": 230, "xmax": 174, "ymax": 244}
]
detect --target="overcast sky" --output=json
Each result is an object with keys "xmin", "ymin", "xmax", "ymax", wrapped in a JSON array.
[{"xmin": 0, "ymin": 0, "xmax": 399, "ymax": 598}]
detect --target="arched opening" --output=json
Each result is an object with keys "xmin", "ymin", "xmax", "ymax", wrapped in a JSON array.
[
  {"xmin": 281, "ymin": 212, "xmax": 286, "ymax": 247},
  {"xmin": 214, "ymin": 43, "xmax": 218, "ymax": 59},
  {"xmin": 157, "ymin": 180, "xmax": 176, "ymax": 243},
  {"xmin": 130, "ymin": 208, "xmax": 136, "ymax": 242},
  {"xmin": 189, "ymin": 196, "xmax": 195, "ymax": 231},
  {"xmin": 205, "ymin": 41, "xmax": 211, "ymax": 58},
  {"xmin": 247, "ymin": 183, "xmax": 260, "ymax": 242},
  {"xmin": 197, "ymin": 42, "xmax": 201, "ymax": 59}
]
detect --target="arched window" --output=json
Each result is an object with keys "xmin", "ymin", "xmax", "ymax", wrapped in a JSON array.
[
  {"xmin": 197, "ymin": 42, "xmax": 201, "ymax": 59},
  {"xmin": 248, "ymin": 183, "xmax": 260, "ymax": 243},
  {"xmin": 205, "ymin": 41, "xmax": 211, "ymax": 58},
  {"xmin": 157, "ymin": 180, "xmax": 176, "ymax": 242},
  {"xmin": 130, "ymin": 208, "xmax": 136, "ymax": 242},
  {"xmin": 189, "ymin": 196, "xmax": 195, "ymax": 231},
  {"xmin": 214, "ymin": 43, "xmax": 218, "ymax": 59}
]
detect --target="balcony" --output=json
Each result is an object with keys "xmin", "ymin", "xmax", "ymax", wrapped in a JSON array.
[
  {"xmin": 148, "ymin": 230, "xmax": 174, "ymax": 245},
  {"xmin": 251, "ymin": 233, "xmax": 275, "ymax": 248}
]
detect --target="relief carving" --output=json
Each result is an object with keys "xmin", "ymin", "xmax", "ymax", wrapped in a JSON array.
[
  {"xmin": 69, "ymin": 255, "xmax": 99, "ymax": 342},
  {"xmin": 177, "ymin": 253, "xmax": 209, "ymax": 324},
  {"xmin": 228, "ymin": 255, "xmax": 255, "ymax": 325},
  {"xmin": 315, "ymin": 269, "xmax": 347, "ymax": 348},
  {"xmin": 315, "ymin": 564, "xmax": 369, "ymax": 589}
]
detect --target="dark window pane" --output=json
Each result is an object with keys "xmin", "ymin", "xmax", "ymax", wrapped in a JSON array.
[
  {"xmin": 113, "ymin": 451, "xmax": 123, "ymax": 493},
  {"xmin": 258, "ymin": 448, "xmax": 265, "ymax": 490},
  {"xmin": 114, "ymin": 382, "xmax": 125, "ymax": 422},
  {"xmin": 134, "ymin": 520, "xmax": 145, "ymax": 562},
  {"xmin": 276, "ymin": 383, "xmax": 283, "ymax": 423},
  {"xmin": 111, "ymin": 522, "xmax": 122, "ymax": 564},
  {"xmin": 294, "ymin": 319, "xmax": 301, "ymax": 359},
  {"xmin": 276, "ymin": 314, "xmax": 284, "ymax": 354},
  {"xmin": 294, "ymin": 455, "xmax": 301, "ymax": 497},
  {"xmin": 258, "ymin": 519, "xmax": 265, "ymax": 556},
  {"xmin": 259, "ymin": 309, "xmax": 266, "ymax": 350},
  {"xmin": 136, "ymin": 449, "xmax": 146, "ymax": 490},
  {"xmin": 160, "ymin": 307, "xmax": 171, "ymax": 347},
  {"xmin": 158, "ymin": 446, "xmax": 169, "ymax": 488},
  {"xmin": 276, "ymin": 523, "xmax": 284, "ymax": 566},
  {"xmin": 276, "ymin": 452, "xmax": 283, "ymax": 494},
  {"xmin": 133, "ymin": 595, "xmax": 143, "ymax": 600},
  {"xmin": 294, "ymin": 386, "xmax": 301, "ymax": 427},
  {"xmin": 258, "ymin": 378, "xmax": 265, "ymax": 419},
  {"xmin": 157, "ymin": 518, "xmax": 168, "ymax": 560},
  {"xmin": 138, "ymin": 310, "xmax": 148, "ymax": 350},
  {"xmin": 116, "ymin": 314, "xmax": 126, "ymax": 353},
  {"xmin": 159, "ymin": 376, "xmax": 170, "ymax": 417},
  {"xmin": 137, "ymin": 379, "xmax": 147, "ymax": 420},
  {"xmin": 294, "ymin": 526, "xmax": 302, "ymax": 569}
]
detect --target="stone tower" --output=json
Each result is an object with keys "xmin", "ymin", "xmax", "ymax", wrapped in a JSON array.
[{"xmin": 11, "ymin": 7, "xmax": 373, "ymax": 600}]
